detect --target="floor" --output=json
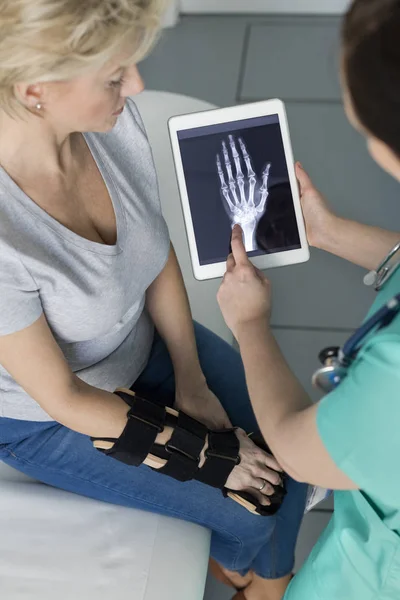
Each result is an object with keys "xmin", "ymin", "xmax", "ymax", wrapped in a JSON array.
[{"xmin": 139, "ymin": 13, "xmax": 398, "ymax": 600}]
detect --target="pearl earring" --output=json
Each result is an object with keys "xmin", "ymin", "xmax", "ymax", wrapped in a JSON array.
[{"xmin": 36, "ymin": 103, "xmax": 42, "ymax": 110}]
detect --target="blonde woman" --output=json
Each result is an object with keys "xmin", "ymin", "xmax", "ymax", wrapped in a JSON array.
[{"xmin": 0, "ymin": 2, "xmax": 306, "ymax": 598}]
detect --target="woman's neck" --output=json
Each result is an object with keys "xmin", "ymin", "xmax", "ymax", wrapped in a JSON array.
[{"xmin": 0, "ymin": 109, "xmax": 78, "ymax": 182}]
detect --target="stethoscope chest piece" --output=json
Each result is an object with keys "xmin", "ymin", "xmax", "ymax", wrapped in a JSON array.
[
  {"xmin": 313, "ymin": 243, "xmax": 400, "ymax": 396},
  {"xmin": 312, "ymin": 347, "xmax": 348, "ymax": 394},
  {"xmin": 313, "ymin": 293, "xmax": 400, "ymax": 395}
]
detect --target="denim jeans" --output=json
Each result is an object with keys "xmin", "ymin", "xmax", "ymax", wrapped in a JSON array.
[{"xmin": 0, "ymin": 322, "xmax": 306, "ymax": 578}]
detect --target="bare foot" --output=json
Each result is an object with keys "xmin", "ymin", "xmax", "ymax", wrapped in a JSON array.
[
  {"xmin": 232, "ymin": 592, "xmax": 247, "ymax": 600},
  {"xmin": 235, "ymin": 572, "xmax": 292, "ymax": 600},
  {"xmin": 209, "ymin": 558, "xmax": 253, "ymax": 590}
]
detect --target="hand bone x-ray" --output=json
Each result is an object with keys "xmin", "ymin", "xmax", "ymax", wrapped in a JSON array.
[
  {"xmin": 216, "ymin": 134, "xmax": 271, "ymax": 252},
  {"xmin": 177, "ymin": 114, "xmax": 301, "ymax": 267}
]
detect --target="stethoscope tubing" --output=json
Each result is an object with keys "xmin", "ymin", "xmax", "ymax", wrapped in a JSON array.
[
  {"xmin": 314, "ymin": 243, "xmax": 400, "ymax": 394},
  {"xmin": 341, "ymin": 294, "xmax": 400, "ymax": 364}
]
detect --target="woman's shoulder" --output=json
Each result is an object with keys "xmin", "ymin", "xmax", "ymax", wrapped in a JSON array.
[
  {"xmin": 0, "ymin": 193, "xmax": 39, "ymax": 258},
  {"xmin": 0, "ymin": 199, "xmax": 21, "ymax": 250},
  {"xmin": 0, "ymin": 229, "xmax": 37, "ymax": 294}
]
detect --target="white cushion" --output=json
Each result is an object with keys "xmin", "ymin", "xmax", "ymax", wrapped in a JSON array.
[{"xmin": 0, "ymin": 467, "xmax": 210, "ymax": 599}]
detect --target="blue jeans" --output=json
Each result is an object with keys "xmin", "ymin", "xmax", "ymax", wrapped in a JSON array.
[{"xmin": 0, "ymin": 322, "xmax": 306, "ymax": 578}]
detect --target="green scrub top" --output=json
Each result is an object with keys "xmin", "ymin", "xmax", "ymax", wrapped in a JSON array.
[{"xmin": 285, "ymin": 266, "xmax": 400, "ymax": 600}]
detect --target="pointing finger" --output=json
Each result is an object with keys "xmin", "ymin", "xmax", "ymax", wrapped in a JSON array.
[
  {"xmin": 231, "ymin": 225, "xmax": 250, "ymax": 267},
  {"xmin": 226, "ymin": 253, "xmax": 235, "ymax": 272}
]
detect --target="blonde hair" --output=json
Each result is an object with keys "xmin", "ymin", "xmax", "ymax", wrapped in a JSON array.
[{"xmin": 0, "ymin": 0, "xmax": 167, "ymax": 115}]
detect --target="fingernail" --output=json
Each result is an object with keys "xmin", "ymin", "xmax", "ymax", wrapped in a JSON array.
[{"xmin": 298, "ymin": 162, "xmax": 303, "ymax": 169}]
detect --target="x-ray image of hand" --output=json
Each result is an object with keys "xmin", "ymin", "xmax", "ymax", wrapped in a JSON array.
[{"xmin": 216, "ymin": 135, "xmax": 271, "ymax": 252}]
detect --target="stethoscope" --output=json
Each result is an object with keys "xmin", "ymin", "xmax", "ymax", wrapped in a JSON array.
[{"xmin": 313, "ymin": 243, "xmax": 400, "ymax": 394}]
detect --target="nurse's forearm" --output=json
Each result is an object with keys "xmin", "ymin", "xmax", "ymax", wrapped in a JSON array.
[
  {"xmin": 237, "ymin": 320, "xmax": 312, "ymax": 477},
  {"xmin": 316, "ymin": 215, "xmax": 399, "ymax": 271},
  {"xmin": 235, "ymin": 318, "xmax": 359, "ymax": 489}
]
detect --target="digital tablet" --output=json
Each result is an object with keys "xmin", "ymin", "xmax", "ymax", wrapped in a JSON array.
[{"xmin": 168, "ymin": 99, "xmax": 309, "ymax": 281}]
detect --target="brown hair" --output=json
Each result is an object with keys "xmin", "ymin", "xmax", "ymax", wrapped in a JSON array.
[{"xmin": 343, "ymin": 0, "xmax": 400, "ymax": 157}]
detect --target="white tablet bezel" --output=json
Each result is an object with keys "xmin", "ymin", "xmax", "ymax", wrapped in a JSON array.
[{"xmin": 168, "ymin": 99, "xmax": 309, "ymax": 281}]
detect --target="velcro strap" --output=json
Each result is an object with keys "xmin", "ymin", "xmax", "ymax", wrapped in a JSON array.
[
  {"xmin": 98, "ymin": 393, "xmax": 166, "ymax": 467},
  {"xmin": 195, "ymin": 429, "xmax": 240, "ymax": 488},
  {"xmin": 158, "ymin": 412, "xmax": 208, "ymax": 482}
]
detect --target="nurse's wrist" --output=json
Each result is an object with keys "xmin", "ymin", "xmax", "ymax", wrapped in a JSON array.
[
  {"xmin": 312, "ymin": 212, "xmax": 342, "ymax": 252},
  {"xmin": 236, "ymin": 317, "xmax": 270, "ymax": 346}
]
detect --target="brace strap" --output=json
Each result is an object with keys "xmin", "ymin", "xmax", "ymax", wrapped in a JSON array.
[
  {"xmin": 92, "ymin": 389, "xmax": 209, "ymax": 480},
  {"xmin": 157, "ymin": 410, "xmax": 208, "ymax": 481},
  {"xmin": 195, "ymin": 429, "xmax": 240, "ymax": 487},
  {"xmin": 91, "ymin": 389, "xmax": 167, "ymax": 466},
  {"xmin": 91, "ymin": 389, "xmax": 240, "ymax": 489}
]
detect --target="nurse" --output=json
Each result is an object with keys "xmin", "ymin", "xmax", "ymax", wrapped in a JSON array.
[{"xmin": 217, "ymin": 0, "xmax": 400, "ymax": 598}]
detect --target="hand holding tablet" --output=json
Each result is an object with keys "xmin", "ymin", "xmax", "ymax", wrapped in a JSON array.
[{"xmin": 168, "ymin": 99, "xmax": 309, "ymax": 280}]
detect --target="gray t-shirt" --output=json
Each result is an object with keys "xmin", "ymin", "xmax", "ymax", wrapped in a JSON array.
[{"xmin": 0, "ymin": 98, "xmax": 170, "ymax": 421}]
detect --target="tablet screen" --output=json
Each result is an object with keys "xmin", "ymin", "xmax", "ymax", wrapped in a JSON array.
[{"xmin": 177, "ymin": 114, "xmax": 301, "ymax": 266}]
